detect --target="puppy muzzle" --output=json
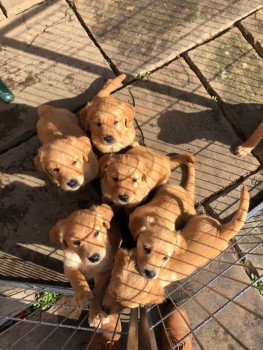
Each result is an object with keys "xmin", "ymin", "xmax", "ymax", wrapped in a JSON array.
[
  {"xmin": 118, "ymin": 193, "xmax": 129, "ymax": 202},
  {"xmin": 103, "ymin": 135, "xmax": 115, "ymax": 144},
  {"xmin": 143, "ymin": 268, "xmax": 157, "ymax": 279},
  {"xmin": 87, "ymin": 253, "xmax": 100, "ymax": 263},
  {"xmin": 66, "ymin": 178, "xmax": 80, "ymax": 189}
]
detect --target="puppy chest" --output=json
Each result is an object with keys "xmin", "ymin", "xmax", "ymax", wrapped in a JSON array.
[{"xmin": 82, "ymin": 259, "xmax": 112, "ymax": 279}]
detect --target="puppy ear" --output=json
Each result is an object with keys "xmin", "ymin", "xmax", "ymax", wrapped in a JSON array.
[
  {"xmin": 129, "ymin": 216, "xmax": 147, "ymax": 239},
  {"xmin": 67, "ymin": 135, "xmax": 92, "ymax": 162},
  {"xmin": 79, "ymin": 106, "xmax": 91, "ymax": 132},
  {"xmin": 140, "ymin": 161, "xmax": 152, "ymax": 182},
  {"xmin": 123, "ymin": 103, "xmax": 135, "ymax": 128},
  {"xmin": 174, "ymin": 232, "xmax": 187, "ymax": 254},
  {"xmin": 116, "ymin": 248, "xmax": 130, "ymax": 266},
  {"xmin": 78, "ymin": 136, "xmax": 92, "ymax": 162},
  {"xmin": 49, "ymin": 219, "xmax": 67, "ymax": 244},
  {"xmin": 34, "ymin": 148, "xmax": 45, "ymax": 171},
  {"xmin": 99, "ymin": 154, "xmax": 113, "ymax": 177},
  {"xmin": 90, "ymin": 204, "xmax": 114, "ymax": 229}
]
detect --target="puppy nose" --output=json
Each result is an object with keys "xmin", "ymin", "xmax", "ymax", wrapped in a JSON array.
[
  {"xmin": 102, "ymin": 305, "xmax": 110, "ymax": 315},
  {"xmin": 66, "ymin": 179, "xmax": 79, "ymax": 188},
  {"xmin": 88, "ymin": 253, "xmax": 100, "ymax": 263},
  {"xmin": 104, "ymin": 135, "xmax": 114, "ymax": 144},
  {"xmin": 144, "ymin": 269, "xmax": 156, "ymax": 279},
  {"xmin": 118, "ymin": 194, "xmax": 129, "ymax": 202}
]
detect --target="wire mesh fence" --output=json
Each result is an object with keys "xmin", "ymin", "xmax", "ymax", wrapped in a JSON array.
[{"xmin": 0, "ymin": 203, "xmax": 262, "ymax": 350}]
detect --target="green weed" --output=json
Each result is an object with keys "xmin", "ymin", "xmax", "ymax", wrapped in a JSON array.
[
  {"xmin": 33, "ymin": 291, "xmax": 60, "ymax": 311},
  {"xmin": 250, "ymin": 273, "xmax": 263, "ymax": 297}
]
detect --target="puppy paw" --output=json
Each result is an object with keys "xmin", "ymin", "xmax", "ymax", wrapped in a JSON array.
[
  {"xmin": 101, "ymin": 315, "xmax": 110, "ymax": 325},
  {"xmin": 235, "ymin": 145, "xmax": 251, "ymax": 157},
  {"xmin": 131, "ymin": 141, "xmax": 140, "ymax": 148},
  {"xmin": 89, "ymin": 312, "xmax": 110, "ymax": 328},
  {"xmin": 75, "ymin": 291, "xmax": 93, "ymax": 309}
]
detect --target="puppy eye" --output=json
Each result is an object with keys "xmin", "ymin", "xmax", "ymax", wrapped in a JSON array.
[
  {"xmin": 112, "ymin": 177, "xmax": 119, "ymax": 183},
  {"xmin": 94, "ymin": 230, "xmax": 99, "ymax": 237},
  {"xmin": 132, "ymin": 178, "xmax": 137, "ymax": 183},
  {"xmin": 96, "ymin": 122, "xmax": 102, "ymax": 127},
  {"xmin": 163, "ymin": 256, "xmax": 168, "ymax": 261},
  {"xmin": 72, "ymin": 160, "xmax": 77, "ymax": 165},
  {"xmin": 53, "ymin": 168, "xmax": 60, "ymax": 172},
  {"xmin": 144, "ymin": 246, "xmax": 151, "ymax": 254},
  {"xmin": 73, "ymin": 240, "xmax": 81, "ymax": 246},
  {"xmin": 113, "ymin": 120, "xmax": 119, "ymax": 125}
]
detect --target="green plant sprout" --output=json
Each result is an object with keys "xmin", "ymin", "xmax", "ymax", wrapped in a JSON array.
[
  {"xmin": 211, "ymin": 95, "xmax": 219, "ymax": 103},
  {"xmin": 33, "ymin": 291, "xmax": 60, "ymax": 311},
  {"xmin": 250, "ymin": 273, "xmax": 263, "ymax": 297},
  {"xmin": 138, "ymin": 70, "xmax": 151, "ymax": 78}
]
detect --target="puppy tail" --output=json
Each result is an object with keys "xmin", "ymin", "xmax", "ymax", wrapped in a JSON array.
[
  {"xmin": 220, "ymin": 186, "xmax": 250, "ymax": 241},
  {"xmin": 169, "ymin": 154, "xmax": 195, "ymax": 168},
  {"xmin": 97, "ymin": 74, "xmax": 126, "ymax": 97}
]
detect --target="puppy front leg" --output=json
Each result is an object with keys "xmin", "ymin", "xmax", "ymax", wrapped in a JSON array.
[
  {"xmin": 235, "ymin": 121, "xmax": 263, "ymax": 157},
  {"xmin": 88, "ymin": 273, "xmax": 111, "ymax": 327},
  {"xmin": 64, "ymin": 266, "xmax": 93, "ymax": 309}
]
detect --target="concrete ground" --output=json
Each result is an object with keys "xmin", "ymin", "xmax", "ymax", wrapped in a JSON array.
[{"xmin": 0, "ymin": 0, "xmax": 262, "ymax": 349}]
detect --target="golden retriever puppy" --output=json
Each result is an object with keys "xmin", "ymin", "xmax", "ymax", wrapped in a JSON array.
[
  {"xmin": 102, "ymin": 248, "xmax": 165, "ymax": 315},
  {"xmin": 102, "ymin": 188, "xmax": 249, "ymax": 314},
  {"xmin": 80, "ymin": 74, "xmax": 136, "ymax": 153},
  {"xmin": 89, "ymin": 314, "xmax": 121, "ymax": 350},
  {"xmin": 129, "ymin": 155, "xmax": 196, "ymax": 279},
  {"xmin": 49, "ymin": 204, "xmax": 122, "ymax": 327},
  {"xmin": 35, "ymin": 105, "xmax": 99, "ymax": 191},
  {"xmin": 235, "ymin": 121, "xmax": 263, "ymax": 157},
  {"xmin": 158, "ymin": 186, "xmax": 249, "ymax": 286},
  {"xmin": 99, "ymin": 146, "xmax": 190, "ymax": 208}
]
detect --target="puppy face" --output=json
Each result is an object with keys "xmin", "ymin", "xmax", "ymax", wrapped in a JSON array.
[
  {"xmin": 136, "ymin": 228, "xmax": 186, "ymax": 279},
  {"xmin": 49, "ymin": 204, "xmax": 114, "ymax": 265},
  {"xmin": 80, "ymin": 96, "xmax": 135, "ymax": 153},
  {"xmin": 34, "ymin": 137, "xmax": 91, "ymax": 191},
  {"xmin": 102, "ymin": 249, "xmax": 165, "ymax": 314},
  {"xmin": 100, "ymin": 154, "xmax": 147, "ymax": 205}
]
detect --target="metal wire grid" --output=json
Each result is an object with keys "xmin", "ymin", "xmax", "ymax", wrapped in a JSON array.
[
  {"xmin": 144, "ymin": 202, "xmax": 263, "ymax": 350},
  {"xmin": 0, "ymin": 204, "xmax": 262, "ymax": 350}
]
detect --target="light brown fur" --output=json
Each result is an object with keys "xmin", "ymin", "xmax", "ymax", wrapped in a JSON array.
[
  {"xmin": 102, "ymin": 187, "xmax": 249, "ymax": 313},
  {"xmin": 80, "ymin": 74, "xmax": 136, "ymax": 153},
  {"xmin": 128, "ymin": 155, "xmax": 196, "ymax": 279},
  {"xmin": 89, "ymin": 314, "xmax": 121, "ymax": 350},
  {"xmin": 158, "ymin": 186, "xmax": 249, "ymax": 286},
  {"xmin": 102, "ymin": 248, "xmax": 165, "ymax": 314},
  {"xmin": 99, "ymin": 146, "xmax": 188, "ymax": 208},
  {"xmin": 235, "ymin": 121, "xmax": 263, "ymax": 157},
  {"xmin": 35, "ymin": 105, "xmax": 99, "ymax": 191},
  {"xmin": 161, "ymin": 304, "xmax": 192, "ymax": 350},
  {"xmin": 49, "ymin": 204, "xmax": 122, "ymax": 326}
]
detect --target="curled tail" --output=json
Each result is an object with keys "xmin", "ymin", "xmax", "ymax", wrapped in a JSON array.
[
  {"xmin": 97, "ymin": 74, "xmax": 126, "ymax": 97},
  {"xmin": 169, "ymin": 154, "xmax": 196, "ymax": 207},
  {"xmin": 169, "ymin": 154, "xmax": 195, "ymax": 168},
  {"xmin": 221, "ymin": 186, "xmax": 250, "ymax": 241}
]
